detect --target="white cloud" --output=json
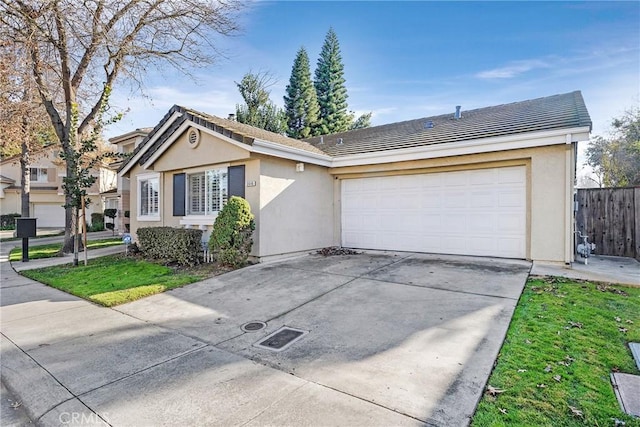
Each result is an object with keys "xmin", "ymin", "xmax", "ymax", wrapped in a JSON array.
[{"xmin": 475, "ymin": 59, "xmax": 551, "ymax": 79}]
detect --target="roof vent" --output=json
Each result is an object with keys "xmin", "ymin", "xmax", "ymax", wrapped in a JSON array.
[
  {"xmin": 454, "ymin": 106, "xmax": 462, "ymax": 119},
  {"xmin": 337, "ymin": 138, "xmax": 343, "ymax": 145},
  {"xmin": 228, "ymin": 113, "xmax": 236, "ymax": 121},
  {"xmin": 424, "ymin": 121, "xmax": 434, "ymax": 129}
]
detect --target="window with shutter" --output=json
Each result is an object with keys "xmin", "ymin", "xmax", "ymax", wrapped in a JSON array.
[{"xmin": 187, "ymin": 168, "xmax": 228, "ymax": 216}]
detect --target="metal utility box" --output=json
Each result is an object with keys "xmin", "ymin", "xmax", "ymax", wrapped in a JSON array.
[{"xmin": 16, "ymin": 218, "xmax": 37, "ymax": 238}]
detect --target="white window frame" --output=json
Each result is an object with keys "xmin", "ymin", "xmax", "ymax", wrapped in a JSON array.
[
  {"xmin": 186, "ymin": 167, "xmax": 228, "ymax": 218},
  {"xmin": 137, "ymin": 172, "xmax": 160, "ymax": 221},
  {"xmin": 30, "ymin": 167, "xmax": 48, "ymax": 183}
]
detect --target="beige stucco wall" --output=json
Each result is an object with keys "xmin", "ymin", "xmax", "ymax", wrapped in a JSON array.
[
  {"xmin": 126, "ymin": 122, "xmax": 574, "ymax": 263},
  {"xmin": 152, "ymin": 130, "xmax": 250, "ymax": 172},
  {"xmin": 330, "ymin": 144, "xmax": 573, "ymax": 263},
  {"xmin": 127, "ymin": 128, "xmax": 262, "ymax": 254},
  {"xmin": 257, "ymin": 155, "xmax": 334, "ymax": 258}
]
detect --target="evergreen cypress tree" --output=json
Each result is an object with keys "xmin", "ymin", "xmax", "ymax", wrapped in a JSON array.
[
  {"xmin": 314, "ymin": 28, "xmax": 350, "ymax": 135},
  {"xmin": 284, "ymin": 47, "xmax": 320, "ymax": 139}
]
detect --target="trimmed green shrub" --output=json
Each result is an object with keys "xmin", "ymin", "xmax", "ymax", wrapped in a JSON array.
[
  {"xmin": 88, "ymin": 212, "xmax": 104, "ymax": 231},
  {"xmin": 137, "ymin": 226, "xmax": 203, "ymax": 266},
  {"xmin": 209, "ymin": 196, "xmax": 255, "ymax": 267},
  {"xmin": 104, "ymin": 209, "xmax": 117, "ymax": 235},
  {"xmin": 91, "ymin": 212, "xmax": 104, "ymax": 225},
  {"xmin": 87, "ymin": 222, "xmax": 104, "ymax": 232},
  {"xmin": 104, "ymin": 208, "xmax": 117, "ymax": 220},
  {"xmin": 0, "ymin": 213, "xmax": 21, "ymax": 230}
]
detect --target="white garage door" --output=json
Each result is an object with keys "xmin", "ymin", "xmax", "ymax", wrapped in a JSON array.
[
  {"xmin": 341, "ymin": 166, "xmax": 527, "ymax": 258},
  {"xmin": 33, "ymin": 203, "xmax": 66, "ymax": 228}
]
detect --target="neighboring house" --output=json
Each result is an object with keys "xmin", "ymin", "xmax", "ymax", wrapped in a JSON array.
[
  {"xmin": 0, "ymin": 146, "xmax": 117, "ymax": 227},
  {"xmin": 118, "ymin": 91, "xmax": 591, "ymax": 264},
  {"xmin": 107, "ymin": 128, "xmax": 152, "ymax": 232}
]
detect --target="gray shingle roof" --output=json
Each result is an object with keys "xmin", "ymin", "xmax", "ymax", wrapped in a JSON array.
[
  {"xmin": 125, "ymin": 105, "xmax": 327, "ymax": 170},
  {"xmin": 304, "ymin": 91, "xmax": 592, "ymax": 156}
]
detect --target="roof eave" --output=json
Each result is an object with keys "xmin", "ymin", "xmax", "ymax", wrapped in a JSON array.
[
  {"xmin": 118, "ymin": 110, "xmax": 184, "ymax": 177},
  {"xmin": 252, "ymin": 139, "xmax": 332, "ymax": 167}
]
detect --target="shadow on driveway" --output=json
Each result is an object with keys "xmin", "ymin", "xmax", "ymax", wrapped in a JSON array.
[{"xmin": 1, "ymin": 250, "xmax": 530, "ymax": 426}]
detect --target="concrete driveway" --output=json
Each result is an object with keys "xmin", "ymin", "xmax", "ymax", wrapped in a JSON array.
[{"xmin": 1, "ymin": 250, "xmax": 530, "ymax": 426}]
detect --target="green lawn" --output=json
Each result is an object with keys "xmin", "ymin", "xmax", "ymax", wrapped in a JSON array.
[
  {"xmin": 20, "ymin": 255, "xmax": 205, "ymax": 307},
  {"xmin": 472, "ymin": 277, "xmax": 640, "ymax": 426},
  {"xmin": 9, "ymin": 238, "xmax": 123, "ymax": 261}
]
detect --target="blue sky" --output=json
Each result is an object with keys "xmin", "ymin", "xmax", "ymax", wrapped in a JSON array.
[{"xmin": 108, "ymin": 0, "xmax": 639, "ymax": 152}]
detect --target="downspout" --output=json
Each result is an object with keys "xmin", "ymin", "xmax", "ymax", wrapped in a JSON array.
[{"xmin": 564, "ymin": 134, "xmax": 576, "ymax": 264}]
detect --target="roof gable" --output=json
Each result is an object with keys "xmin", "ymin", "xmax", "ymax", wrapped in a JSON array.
[{"xmin": 119, "ymin": 106, "xmax": 328, "ymax": 174}]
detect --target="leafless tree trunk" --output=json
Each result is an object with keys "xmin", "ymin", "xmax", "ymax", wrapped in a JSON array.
[
  {"xmin": 2, "ymin": 0, "xmax": 244, "ymax": 254},
  {"xmin": 19, "ymin": 119, "xmax": 30, "ymax": 218}
]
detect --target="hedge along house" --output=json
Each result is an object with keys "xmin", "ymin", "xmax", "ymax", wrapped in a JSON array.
[{"xmin": 118, "ymin": 91, "xmax": 591, "ymax": 264}]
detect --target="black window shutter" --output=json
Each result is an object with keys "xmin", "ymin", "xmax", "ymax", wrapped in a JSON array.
[
  {"xmin": 173, "ymin": 173, "xmax": 186, "ymax": 216},
  {"xmin": 228, "ymin": 165, "xmax": 245, "ymax": 199}
]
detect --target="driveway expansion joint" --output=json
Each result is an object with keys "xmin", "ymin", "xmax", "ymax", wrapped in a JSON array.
[
  {"xmin": 74, "ymin": 343, "xmax": 210, "ymax": 399},
  {"xmin": 293, "ymin": 377, "xmax": 434, "ymax": 426},
  {"xmin": 265, "ymin": 253, "xmax": 414, "ymax": 323},
  {"xmin": 364, "ymin": 276, "xmax": 523, "ymax": 301},
  {"xmin": 1, "ymin": 332, "xmax": 83, "ymax": 423}
]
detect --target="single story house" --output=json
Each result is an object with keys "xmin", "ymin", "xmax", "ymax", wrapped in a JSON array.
[
  {"xmin": 0, "ymin": 146, "xmax": 116, "ymax": 227},
  {"xmin": 118, "ymin": 91, "xmax": 591, "ymax": 264}
]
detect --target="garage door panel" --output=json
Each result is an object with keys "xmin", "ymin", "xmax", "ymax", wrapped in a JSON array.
[
  {"xmin": 470, "ymin": 191, "xmax": 496, "ymax": 207},
  {"xmin": 33, "ymin": 203, "xmax": 65, "ymax": 228},
  {"xmin": 499, "ymin": 167, "xmax": 525, "ymax": 183},
  {"xmin": 469, "ymin": 168, "xmax": 496, "ymax": 185},
  {"xmin": 341, "ymin": 166, "xmax": 527, "ymax": 258}
]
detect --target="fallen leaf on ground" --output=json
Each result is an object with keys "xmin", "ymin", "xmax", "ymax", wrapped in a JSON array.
[
  {"xmin": 486, "ymin": 385, "xmax": 506, "ymax": 396},
  {"xmin": 568, "ymin": 321, "xmax": 583, "ymax": 328},
  {"xmin": 626, "ymin": 319, "xmax": 633, "ymax": 324},
  {"xmin": 537, "ymin": 384, "xmax": 547, "ymax": 388},
  {"xmin": 544, "ymin": 365, "xmax": 553, "ymax": 372},
  {"xmin": 619, "ymin": 327, "xmax": 628, "ymax": 333},
  {"xmin": 525, "ymin": 339, "xmax": 532, "ymax": 344},
  {"xmin": 568, "ymin": 406, "xmax": 583, "ymax": 418},
  {"xmin": 615, "ymin": 316, "xmax": 622, "ymax": 322},
  {"xmin": 499, "ymin": 408, "xmax": 508, "ymax": 415},
  {"xmin": 553, "ymin": 375, "xmax": 561, "ymax": 382},
  {"xmin": 517, "ymin": 369, "xmax": 527, "ymax": 372}
]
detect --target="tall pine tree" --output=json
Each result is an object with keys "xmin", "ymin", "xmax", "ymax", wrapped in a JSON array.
[
  {"xmin": 314, "ymin": 28, "xmax": 350, "ymax": 135},
  {"xmin": 284, "ymin": 48, "xmax": 320, "ymax": 139}
]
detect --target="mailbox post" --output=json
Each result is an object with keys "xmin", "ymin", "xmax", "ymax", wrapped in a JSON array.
[{"xmin": 16, "ymin": 218, "xmax": 37, "ymax": 262}]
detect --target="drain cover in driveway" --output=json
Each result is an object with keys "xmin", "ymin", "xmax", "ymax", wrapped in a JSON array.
[
  {"xmin": 241, "ymin": 321, "xmax": 267, "ymax": 332},
  {"xmin": 254, "ymin": 326, "xmax": 308, "ymax": 352}
]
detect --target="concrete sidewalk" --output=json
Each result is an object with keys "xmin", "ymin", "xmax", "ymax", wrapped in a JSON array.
[{"xmin": 531, "ymin": 255, "xmax": 640, "ymax": 287}]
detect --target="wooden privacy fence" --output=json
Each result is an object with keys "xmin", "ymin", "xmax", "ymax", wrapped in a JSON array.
[{"xmin": 575, "ymin": 187, "xmax": 640, "ymax": 259}]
